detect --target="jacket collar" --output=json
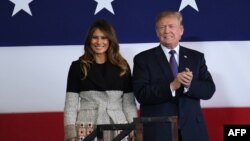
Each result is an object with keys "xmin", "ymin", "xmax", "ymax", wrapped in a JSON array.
[
  {"xmin": 87, "ymin": 61, "xmax": 120, "ymax": 90},
  {"xmin": 154, "ymin": 45, "xmax": 190, "ymax": 79}
]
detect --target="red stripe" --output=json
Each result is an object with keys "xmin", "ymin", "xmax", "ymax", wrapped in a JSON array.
[
  {"xmin": 0, "ymin": 108, "xmax": 250, "ymax": 141},
  {"xmin": 203, "ymin": 107, "xmax": 250, "ymax": 141},
  {"xmin": 0, "ymin": 112, "xmax": 64, "ymax": 141}
]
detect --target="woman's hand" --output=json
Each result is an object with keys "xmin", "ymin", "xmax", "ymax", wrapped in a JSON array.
[
  {"xmin": 68, "ymin": 137, "xmax": 76, "ymax": 141},
  {"xmin": 128, "ymin": 131, "xmax": 135, "ymax": 141}
]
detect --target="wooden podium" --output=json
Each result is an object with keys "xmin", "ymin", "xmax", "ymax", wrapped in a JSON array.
[{"xmin": 133, "ymin": 116, "xmax": 178, "ymax": 141}]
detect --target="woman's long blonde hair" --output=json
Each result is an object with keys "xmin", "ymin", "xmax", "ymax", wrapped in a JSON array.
[{"xmin": 80, "ymin": 19, "xmax": 129, "ymax": 79}]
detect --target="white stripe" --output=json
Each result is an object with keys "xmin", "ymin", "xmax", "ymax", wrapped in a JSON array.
[{"xmin": 0, "ymin": 41, "xmax": 250, "ymax": 113}]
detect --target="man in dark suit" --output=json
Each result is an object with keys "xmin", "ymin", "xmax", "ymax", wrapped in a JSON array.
[{"xmin": 132, "ymin": 11, "xmax": 216, "ymax": 141}]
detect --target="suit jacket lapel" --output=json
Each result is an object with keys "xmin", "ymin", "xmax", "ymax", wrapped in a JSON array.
[
  {"xmin": 179, "ymin": 46, "xmax": 190, "ymax": 72},
  {"xmin": 154, "ymin": 46, "xmax": 174, "ymax": 80}
]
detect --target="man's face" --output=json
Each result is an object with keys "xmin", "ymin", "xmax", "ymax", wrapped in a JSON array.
[{"xmin": 156, "ymin": 16, "xmax": 184, "ymax": 48}]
